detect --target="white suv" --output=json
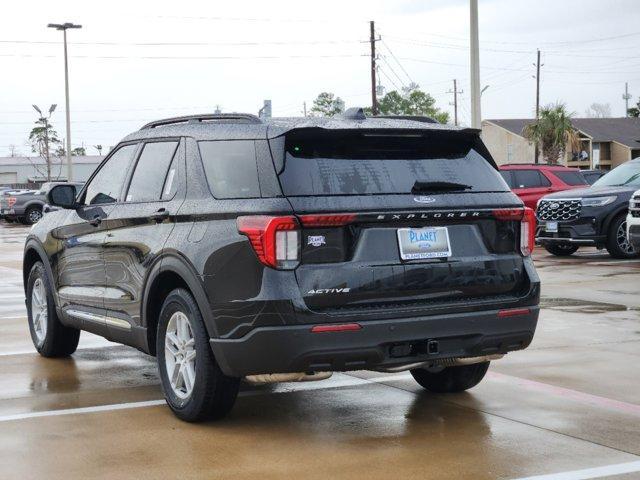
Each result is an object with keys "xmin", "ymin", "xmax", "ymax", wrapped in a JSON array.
[{"xmin": 628, "ymin": 190, "xmax": 640, "ymax": 251}]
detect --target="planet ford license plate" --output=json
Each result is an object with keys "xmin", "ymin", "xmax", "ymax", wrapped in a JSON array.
[{"xmin": 397, "ymin": 227, "xmax": 452, "ymax": 260}]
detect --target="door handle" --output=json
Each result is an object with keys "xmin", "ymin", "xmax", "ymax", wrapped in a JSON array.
[
  {"xmin": 150, "ymin": 208, "xmax": 170, "ymax": 223},
  {"xmin": 89, "ymin": 215, "xmax": 102, "ymax": 227}
]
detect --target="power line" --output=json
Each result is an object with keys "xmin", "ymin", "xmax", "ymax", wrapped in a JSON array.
[
  {"xmin": 378, "ymin": 65, "xmax": 401, "ymax": 91},
  {"xmin": 0, "ymin": 39, "xmax": 364, "ymax": 47},
  {"xmin": 379, "ymin": 39, "xmax": 414, "ymax": 84},
  {"xmin": 0, "ymin": 53, "xmax": 367, "ymax": 60},
  {"xmin": 378, "ymin": 55, "xmax": 407, "ymax": 89}
]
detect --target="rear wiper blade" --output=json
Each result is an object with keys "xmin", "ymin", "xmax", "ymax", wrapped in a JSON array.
[{"xmin": 411, "ymin": 180, "xmax": 472, "ymax": 194}]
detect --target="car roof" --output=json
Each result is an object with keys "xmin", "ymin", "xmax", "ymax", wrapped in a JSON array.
[
  {"xmin": 120, "ymin": 112, "xmax": 476, "ymax": 143},
  {"xmin": 499, "ymin": 164, "xmax": 581, "ymax": 171}
]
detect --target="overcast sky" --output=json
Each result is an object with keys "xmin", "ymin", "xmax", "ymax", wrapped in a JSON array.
[{"xmin": 2, "ymin": 0, "xmax": 640, "ymax": 155}]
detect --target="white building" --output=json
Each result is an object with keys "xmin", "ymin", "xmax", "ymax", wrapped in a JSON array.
[{"xmin": 0, "ymin": 155, "xmax": 103, "ymax": 185}]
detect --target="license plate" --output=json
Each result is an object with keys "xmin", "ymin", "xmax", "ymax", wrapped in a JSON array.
[
  {"xmin": 545, "ymin": 221, "xmax": 558, "ymax": 233},
  {"xmin": 397, "ymin": 227, "xmax": 452, "ymax": 260}
]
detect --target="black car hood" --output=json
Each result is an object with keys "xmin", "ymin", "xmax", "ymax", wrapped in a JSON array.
[{"xmin": 544, "ymin": 185, "xmax": 636, "ymax": 199}]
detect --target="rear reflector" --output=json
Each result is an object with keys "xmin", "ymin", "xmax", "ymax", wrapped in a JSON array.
[
  {"xmin": 298, "ymin": 214, "xmax": 356, "ymax": 227},
  {"xmin": 311, "ymin": 323, "xmax": 362, "ymax": 333},
  {"xmin": 497, "ymin": 308, "xmax": 530, "ymax": 318}
]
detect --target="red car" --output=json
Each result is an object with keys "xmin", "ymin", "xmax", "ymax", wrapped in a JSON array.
[{"xmin": 498, "ymin": 164, "xmax": 588, "ymax": 210}]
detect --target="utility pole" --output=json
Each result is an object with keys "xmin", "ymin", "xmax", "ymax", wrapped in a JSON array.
[
  {"xmin": 370, "ymin": 20, "xmax": 378, "ymax": 116},
  {"xmin": 534, "ymin": 49, "xmax": 542, "ymax": 164},
  {"xmin": 469, "ymin": 0, "xmax": 481, "ymax": 128},
  {"xmin": 303, "ymin": 101, "xmax": 307, "ymax": 117},
  {"xmin": 623, "ymin": 82, "xmax": 632, "ymax": 116},
  {"xmin": 448, "ymin": 79, "xmax": 463, "ymax": 126},
  {"xmin": 48, "ymin": 22, "xmax": 82, "ymax": 181}
]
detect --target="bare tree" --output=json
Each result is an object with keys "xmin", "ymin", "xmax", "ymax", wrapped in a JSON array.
[
  {"xmin": 584, "ymin": 103, "xmax": 611, "ymax": 118},
  {"xmin": 94, "ymin": 144, "xmax": 103, "ymax": 156}
]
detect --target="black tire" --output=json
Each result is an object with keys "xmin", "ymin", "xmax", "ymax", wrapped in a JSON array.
[
  {"xmin": 24, "ymin": 206, "xmax": 43, "ymax": 225},
  {"xmin": 410, "ymin": 361, "xmax": 490, "ymax": 393},
  {"xmin": 605, "ymin": 214, "xmax": 638, "ymax": 259},
  {"xmin": 544, "ymin": 243, "xmax": 579, "ymax": 256},
  {"xmin": 156, "ymin": 288, "xmax": 240, "ymax": 422},
  {"xmin": 26, "ymin": 262, "xmax": 80, "ymax": 357}
]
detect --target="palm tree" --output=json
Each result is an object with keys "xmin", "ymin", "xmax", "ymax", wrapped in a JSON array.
[{"xmin": 522, "ymin": 103, "xmax": 580, "ymax": 164}]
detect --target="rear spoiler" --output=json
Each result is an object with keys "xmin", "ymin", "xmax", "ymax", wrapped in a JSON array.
[{"xmin": 267, "ymin": 127, "xmax": 495, "ymax": 174}]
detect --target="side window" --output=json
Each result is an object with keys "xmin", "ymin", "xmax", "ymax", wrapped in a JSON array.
[
  {"xmin": 198, "ymin": 140, "xmax": 260, "ymax": 199},
  {"xmin": 126, "ymin": 141, "xmax": 178, "ymax": 202},
  {"xmin": 499, "ymin": 170, "xmax": 513, "ymax": 188},
  {"xmin": 538, "ymin": 172, "xmax": 552, "ymax": 187},
  {"xmin": 513, "ymin": 170, "xmax": 545, "ymax": 188},
  {"xmin": 84, "ymin": 144, "xmax": 137, "ymax": 205}
]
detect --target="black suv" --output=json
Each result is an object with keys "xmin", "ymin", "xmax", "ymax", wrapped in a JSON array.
[
  {"xmin": 536, "ymin": 159, "xmax": 640, "ymax": 258},
  {"xmin": 23, "ymin": 111, "xmax": 540, "ymax": 422}
]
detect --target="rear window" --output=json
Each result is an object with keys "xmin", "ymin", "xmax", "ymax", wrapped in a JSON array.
[
  {"xmin": 554, "ymin": 171, "xmax": 588, "ymax": 186},
  {"xmin": 198, "ymin": 141, "xmax": 260, "ymax": 199},
  {"xmin": 279, "ymin": 131, "xmax": 508, "ymax": 196}
]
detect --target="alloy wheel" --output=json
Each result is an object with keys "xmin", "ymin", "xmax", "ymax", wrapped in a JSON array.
[
  {"xmin": 28, "ymin": 209, "xmax": 42, "ymax": 224},
  {"xmin": 164, "ymin": 311, "xmax": 197, "ymax": 399},
  {"xmin": 617, "ymin": 220, "xmax": 635, "ymax": 255},
  {"xmin": 31, "ymin": 278, "xmax": 48, "ymax": 346}
]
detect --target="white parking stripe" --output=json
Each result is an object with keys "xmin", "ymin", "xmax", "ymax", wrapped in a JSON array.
[
  {"xmin": 512, "ymin": 460, "xmax": 640, "ymax": 480},
  {"xmin": 0, "ymin": 373, "xmax": 412, "ymax": 423}
]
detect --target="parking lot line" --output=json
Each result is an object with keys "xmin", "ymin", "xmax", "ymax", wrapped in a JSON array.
[
  {"xmin": 0, "ymin": 373, "xmax": 414, "ymax": 423},
  {"xmin": 488, "ymin": 371, "xmax": 640, "ymax": 417},
  {"xmin": 512, "ymin": 459, "xmax": 640, "ymax": 480}
]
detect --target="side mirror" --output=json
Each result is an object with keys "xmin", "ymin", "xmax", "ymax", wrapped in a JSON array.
[{"xmin": 47, "ymin": 184, "xmax": 77, "ymax": 209}]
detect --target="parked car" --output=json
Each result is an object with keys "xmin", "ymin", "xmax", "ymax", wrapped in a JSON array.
[
  {"xmin": 627, "ymin": 190, "xmax": 640, "ymax": 251},
  {"xmin": 499, "ymin": 164, "xmax": 588, "ymax": 210},
  {"xmin": 536, "ymin": 159, "xmax": 640, "ymax": 258},
  {"xmin": 581, "ymin": 169, "xmax": 607, "ymax": 185},
  {"xmin": 1, "ymin": 182, "xmax": 83, "ymax": 225},
  {"xmin": 0, "ymin": 188, "xmax": 38, "ymax": 222},
  {"xmin": 23, "ymin": 111, "xmax": 540, "ymax": 422}
]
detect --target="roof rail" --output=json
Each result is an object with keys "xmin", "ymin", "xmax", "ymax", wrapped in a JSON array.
[
  {"xmin": 375, "ymin": 115, "xmax": 439, "ymax": 124},
  {"xmin": 140, "ymin": 113, "xmax": 262, "ymax": 130},
  {"xmin": 500, "ymin": 162, "xmax": 559, "ymax": 167}
]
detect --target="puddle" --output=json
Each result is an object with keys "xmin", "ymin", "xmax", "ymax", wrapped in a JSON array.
[{"xmin": 541, "ymin": 297, "xmax": 637, "ymax": 314}]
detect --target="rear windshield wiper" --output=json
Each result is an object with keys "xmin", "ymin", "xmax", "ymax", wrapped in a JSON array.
[{"xmin": 411, "ymin": 180, "xmax": 472, "ymax": 194}]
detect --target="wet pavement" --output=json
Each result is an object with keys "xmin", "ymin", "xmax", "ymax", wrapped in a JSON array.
[{"xmin": 1, "ymin": 222, "xmax": 639, "ymax": 480}]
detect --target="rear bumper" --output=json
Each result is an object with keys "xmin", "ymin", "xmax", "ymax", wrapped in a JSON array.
[{"xmin": 210, "ymin": 306, "xmax": 539, "ymax": 377}]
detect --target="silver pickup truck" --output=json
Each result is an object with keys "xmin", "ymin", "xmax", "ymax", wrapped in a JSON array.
[{"xmin": 0, "ymin": 182, "xmax": 83, "ymax": 225}]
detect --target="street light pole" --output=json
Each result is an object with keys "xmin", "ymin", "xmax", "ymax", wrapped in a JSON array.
[
  {"xmin": 469, "ymin": 0, "xmax": 481, "ymax": 129},
  {"xmin": 48, "ymin": 22, "xmax": 82, "ymax": 181}
]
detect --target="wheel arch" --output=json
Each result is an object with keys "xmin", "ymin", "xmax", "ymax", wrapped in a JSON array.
[
  {"xmin": 142, "ymin": 252, "xmax": 218, "ymax": 356},
  {"xmin": 602, "ymin": 205, "xmax": 629, "ymax": 234},
  {"xmin": 23, "ymin": 239, "xmax": 57, "ymax": 305}
]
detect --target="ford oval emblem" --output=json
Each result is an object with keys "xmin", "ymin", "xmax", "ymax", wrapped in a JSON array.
[{"xmin": 414, "ymin": 196, "xmax": 436, "ymax": 204}]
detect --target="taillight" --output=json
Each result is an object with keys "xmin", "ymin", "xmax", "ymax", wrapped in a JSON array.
[
  {"xmin": 521, "ymin": 207, "xmax": 536, "ymax": 256},
  {"xmin": 298, "ymin": 214, "xmax": 356, "ymax": 227},
  {"xmin": 237, "ymin": 216, "xmax": 300, "ymax": 269},
  {"xmin": 493, "ymin": 207, "xmax": 536, "ymax": 256}
]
